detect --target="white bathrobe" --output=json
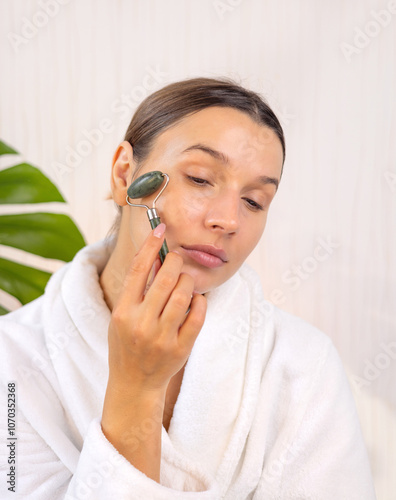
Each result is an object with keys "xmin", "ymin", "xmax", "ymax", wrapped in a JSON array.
[{"xmin": 0, "ymin": 238, "xmax": 376, "ymax": 499}]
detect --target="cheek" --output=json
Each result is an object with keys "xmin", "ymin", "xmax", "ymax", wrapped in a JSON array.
[
  {"xmin": 162, "ymin": 189, "xmax": 207, "ymax": 226},
  {"xmin": 127, "ymin": 204, "xmax": 154, "ymax": 248}
]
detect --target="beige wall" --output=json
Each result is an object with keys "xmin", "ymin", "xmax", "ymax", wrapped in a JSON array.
[{"xmin": 0, "ymin": 1, "xmax": 395, "ymax": 497}]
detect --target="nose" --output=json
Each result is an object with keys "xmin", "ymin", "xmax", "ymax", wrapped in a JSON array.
[{"xmin": 204, "ymin": 191, "xmax": 240, "ymax": 234}]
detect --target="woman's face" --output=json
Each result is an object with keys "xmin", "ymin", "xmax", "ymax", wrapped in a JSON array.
[{"xmin": 120, "ymin": 106, "xmax": 283, "ymax": 294}]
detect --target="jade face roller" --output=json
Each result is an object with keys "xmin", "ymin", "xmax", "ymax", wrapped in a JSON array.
[{"xmin": 126, "ymin": 171, "xmax": 169, "ymax": 263}]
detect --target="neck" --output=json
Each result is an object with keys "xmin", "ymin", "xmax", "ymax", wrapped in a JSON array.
[
  {"xmin": 99, "ymin": 251, "xmax": 120, "ymax": 312},
  {"xmin": 100, "ymin": 236, "xmax": 135, "ymax": 312}
]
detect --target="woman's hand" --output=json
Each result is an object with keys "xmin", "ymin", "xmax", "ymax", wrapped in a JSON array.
[
  {"xmin": 101, "ymin": 223, "xmax": 207, "ymax": 481},
  {"xmin": 107, "ymin": 222, "xmax": 207, "ymax": 393}
]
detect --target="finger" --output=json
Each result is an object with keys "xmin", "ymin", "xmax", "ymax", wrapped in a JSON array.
[
  {"xmin": 119, "ymin": 223, "xmax": 167, "ymax": 304},
  {"xmin": 178, "ymin": 293, "xmax": 207, "ymax": 352},
  {"xmin": 143, "ymin": 251, "xmax": 185, "ymax": 316},
  {"xmin": 144, "ymin": 256, "xmax": 162, "ymax": 296},
  {"xmin": 159, "ymin": 272, "xmax": 195, "ymax": 328}
]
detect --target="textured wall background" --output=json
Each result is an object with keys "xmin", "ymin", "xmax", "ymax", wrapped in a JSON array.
[{"xmin": 0, "ymin": 1, "xmax": 395, "ymax": 498}]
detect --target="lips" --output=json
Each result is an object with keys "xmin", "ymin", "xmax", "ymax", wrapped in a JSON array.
[{"xmin": 181, "ymin": 244, "xmax": 228, "ymax": 269}]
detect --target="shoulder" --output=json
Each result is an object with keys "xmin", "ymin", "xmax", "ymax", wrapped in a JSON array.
[
  {"xmin": 0, "ymin": 297, "xmax": 48, "ymax": 383},
  {"xmin": 273, "ymin": 305, "xmax": 333, "ymax": 352},
  {"xmin": 271, "ymin": 305, "xmax": 343, "ymax": 381},
  {"xmin": 0, "ymin": 256, "xmax": 70, "ymax": 386},
  {"xmin": 258, "ymin": 304, "xmax": 352, "ymax": 416},
  {"xmin": 0, "ymin": 295, "xmax": 46, "ymax": 344},
  {"xmin": 237, "ymin": 263, "xmax": 342, "ymax": 376}
]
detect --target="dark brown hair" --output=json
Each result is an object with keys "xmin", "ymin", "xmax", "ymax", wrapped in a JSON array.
[{"xmin": 125, "ymin": 76, "xmax": 285, "ymax": 167}]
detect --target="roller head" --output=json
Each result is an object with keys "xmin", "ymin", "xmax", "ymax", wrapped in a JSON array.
[{"xmin": 127, "ymin": 171, "xmax": 164, "ymax": 199}]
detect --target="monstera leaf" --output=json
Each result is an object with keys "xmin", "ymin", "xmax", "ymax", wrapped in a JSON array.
[{"xmin": 0, "ymin": 140, "xmax": 86, "ymax": 314}]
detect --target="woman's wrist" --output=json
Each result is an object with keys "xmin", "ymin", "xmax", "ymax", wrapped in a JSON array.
[
  {"xmin": 102, "ymin": 381, "xmax": 166, "ymax": 432},
  {"xmin": 101, "ymin": 383, "xmax": 166, "ymax": 482}
]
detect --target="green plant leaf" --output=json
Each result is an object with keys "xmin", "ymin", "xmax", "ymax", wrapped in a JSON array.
[
  {"xmin": 0, "ymin": 213, "xmax": 86, "ymax": 261},
  {"xmin": 0, "ymin": 257, "xmax": 52, "ymax": 305},
  {"xmin": 0, "ymin": 163, "xmax": 65, "ymax": 204},
  {"xmin": 0, "ymin": 140, "xmax": 18, "ymax": 156},
  {"xmin": 0, "ymin": 304, "xmax": 10, "ymax": 316},
  {"xmin": 0, "ymin": 138, "xmax": 87, "ymax": 311}
]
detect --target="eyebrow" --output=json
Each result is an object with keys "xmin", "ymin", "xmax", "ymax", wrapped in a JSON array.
[
  {"xmin": 180, "ymin": 143, "xmax": 279, "ymax": 191},
  {"xmin": 182, "ymin": 143, "xmax": 229, "ymax": 164}
]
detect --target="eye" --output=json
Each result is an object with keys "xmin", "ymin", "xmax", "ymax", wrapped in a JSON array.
[
  {"xmin": 187, "ymin": 175, "xmax": 210, "ymax": 186},
  {"xmin": 243, "ymin": 198, "xmax": 264, "ymax": 211},
  {"xmin": 187, "ymin": 175, "xmax": 265, "ymax": 212}
]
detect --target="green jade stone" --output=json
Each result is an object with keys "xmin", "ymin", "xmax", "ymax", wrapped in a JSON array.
[{"xmin": 127, "ymin": 171, "xmax": 164, "ymax": 199}]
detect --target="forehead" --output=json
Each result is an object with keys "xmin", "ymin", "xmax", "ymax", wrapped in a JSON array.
[{"xmin": 145, "ymin": 106, "xmax": 284, "ymax": 176}]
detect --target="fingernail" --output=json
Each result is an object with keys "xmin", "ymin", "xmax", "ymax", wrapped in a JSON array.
[{"xmin": 153, "ymin": 223, "xmax": 166, "ymax": 238}]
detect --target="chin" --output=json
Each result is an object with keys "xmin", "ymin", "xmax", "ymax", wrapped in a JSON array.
[
  {"xmin": 195, "ymin": 285, "xmax": 211, "ymax": 295},
  {"xmin": 192, "ymin": 274, "xmax": 229, "ymax": 296},
  {"xmin": 177, "ymin": 251, "xmax": 242, "ymax": 293},
  {"xmin": 190, "ymin": 279, "xmax": 210, "ymax": 295}
]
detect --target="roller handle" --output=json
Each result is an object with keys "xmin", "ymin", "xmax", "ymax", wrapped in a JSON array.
[
  {"xmin": 149, "ymin": 215, "xmax": 190, "ymax": 315},
  {"xmin": 149, "ymin": 217, "xmax": 169, "ymax": 264}
]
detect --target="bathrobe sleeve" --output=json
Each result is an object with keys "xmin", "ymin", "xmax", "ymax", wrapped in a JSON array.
[
  {"xmin": 65, "ymin": 419, "xmax": 217, "ymax": 499},
  {"xmin": 0, "ymin": 383, "xmax": 216, "ymax": 499},
  {"xmin": 253, "ymin": 337, "xmax": 377, "ymax": 500}
]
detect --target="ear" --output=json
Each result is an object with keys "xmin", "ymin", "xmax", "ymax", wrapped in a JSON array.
[{"xmin": 110, "ymin": 141, "xmax": 135, "ymax": 206}]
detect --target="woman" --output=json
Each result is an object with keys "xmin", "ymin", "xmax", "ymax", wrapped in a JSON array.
[{"xmin": 0, "ymin": 78, "xmax": 376, "ymax": 499}]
